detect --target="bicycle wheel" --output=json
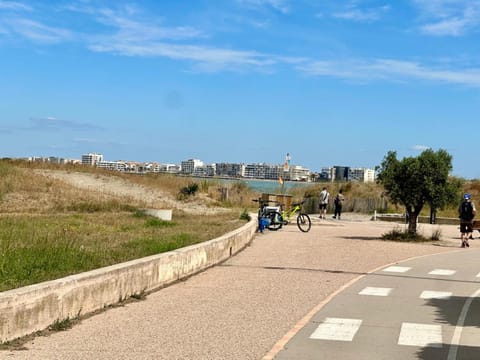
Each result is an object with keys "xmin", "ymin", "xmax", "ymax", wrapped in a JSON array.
[
  {"xmin": 267, "ymin": 211, "xmax": 283, "ymax": 231},
  {"xmin": 296, "ymin": 213, "xmax": 311, "ymax": 232}
]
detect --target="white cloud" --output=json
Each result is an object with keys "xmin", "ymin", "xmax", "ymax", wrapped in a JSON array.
[
  {"xmin": 29, "ymin": 117, "xmax": 102, "ymax": 131},
  {"xmin": 421, "ymin": 17, "xmax": 469, "ymax": 36},
  {"xmin": 329, "ymin": 2, "xmax": 390, "ymax": 23},
  {"xmin": 412, "ymin": 145, "xmax": 430, "ymax": 151},
  {"xmin": 332, "ymin": 5, "xmax": 390, "ymax": 23},
  {"xmin": 93, "ymin": 7, "xmax": 203, "ymax": 41},
  {"xmin": 236, "ymin": 0, "xmax": 289, "ymax": 14},
  {"xmin": 413, "ymin": 0, "xmax": 480, "ymax": 36},
  {"xmin": 90, "ymin": 41, "xmax": 275, "ymax": 72},
  {"xmin": 298, "ymin": 58, "xmax": 480, "ymax": 86},
  {"xmin": 0, "ymin": 1, "xmax": 32, "ymax": 11},
  {"xmin": 6, "ymin": 18, "xmax": 73, "ymax": 44},
  {"xmin": 80, "ymin": 5, "xmax": 279, "ymax": 72}
]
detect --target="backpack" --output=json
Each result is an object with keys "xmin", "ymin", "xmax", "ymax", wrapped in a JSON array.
[
  {"xmin": 334, "ymin": 195, "xmax": 341, "ymax": 206},
  {"xmin": 460, "ymin": 201, "xmax": 474, "ymax": 221}
]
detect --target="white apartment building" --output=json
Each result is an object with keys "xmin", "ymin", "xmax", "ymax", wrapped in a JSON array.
[
  {"xmin": 244, "ymin": 163, "xmax": 282, "ymax": 180},
  {"xmin": 215, "ymin": 163, "xmax": 246, "ymax": 177},
  {"xmin": 193, "ymin": 164, "xmax": 216, "ymax": 177},
  {"xmin": 160, "ymin": 164, "xmax": 181, "ymax": 173},
  {"xmin": 287, "ymin": 165, "xmax": 311, "ymax": 181},
  {"xmin": 349, "ymin": 167, "xmax": 376, "ymax": 182},
  {"xmin": 81, "ymin": 153, "xmax": 103, "ymax": 166},
  {"xmin": 181, "ymin": 159, "xmax": 204, "ymax": 175},
  {"xmin": 97, "ymin": 160, "xmax": 126, "ymax": 172}
]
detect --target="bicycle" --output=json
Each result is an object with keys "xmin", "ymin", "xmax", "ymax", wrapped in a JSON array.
[
  {"xmin": 252, "ymin": 198, "xmax": 283, "ymax": 232},
  {"xmin": 278, "ymin": 200, "xmax": 311, "ymax": 232}
]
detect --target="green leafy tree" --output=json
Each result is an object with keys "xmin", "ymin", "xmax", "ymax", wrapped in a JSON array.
[{"xmin": 376, "ymin": 149, "xmax": 461, "ymax": 235}]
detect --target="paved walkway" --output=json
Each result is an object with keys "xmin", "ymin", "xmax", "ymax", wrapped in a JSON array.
[
  {"xmin": 0, "ymin": 215, "xmax": 469, "ymax": 359},
  {"xmin": 274, "ymin": 249, "xmax": 480, "ymax": 359}
]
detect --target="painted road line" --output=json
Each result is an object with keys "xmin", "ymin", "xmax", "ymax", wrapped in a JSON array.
[
  {"xmin": 309, "ymin": 318, "xmax": 362, "ymax": 342},
  {"xmin": 447, "ymin": 288, "xmax": 480, "ymax": 360},
  {"xmin": 358, "ymin": 287, "xmax": 392, "ymax": 296},
  {"xmin": 429, "ymin": 269, "xmax": 456, "ymax": 276},
  {"xmin": 420, "ymin": 290, "xmax": 453, "ymax": 300},
  {"xmin": 398, "ymin": 323, "xmax": 443, "ymax": 348},
  {"xmin": 382, "ymin": 266, "xmax": 411, "ymax": 273}
]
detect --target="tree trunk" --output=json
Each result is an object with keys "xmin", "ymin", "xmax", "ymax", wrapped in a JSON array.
[
  {"xmin": 407, "ymin": 210, "xmax": 418, "ymax": 234},
  {"xmin": 430, "ymin": 208, "xmax": 436, "ymax": 224}
]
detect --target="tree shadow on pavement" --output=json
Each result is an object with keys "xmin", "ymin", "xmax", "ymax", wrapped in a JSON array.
[
  {"xmin": 341, "ymin": 236, "xmax": 381, "ymax": 241},
  {"xmin": 416, "ymin": 295, "xmax": 480, "ymax": 359}
]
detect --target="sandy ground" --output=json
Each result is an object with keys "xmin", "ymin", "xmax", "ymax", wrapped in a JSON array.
[
  {"xmin": 35, "ymin": 169, "xmax": 229, "ymax": 215},
  {"xmin": 0, "ymin": 212, "xmax": 467, "ymax": 360}
]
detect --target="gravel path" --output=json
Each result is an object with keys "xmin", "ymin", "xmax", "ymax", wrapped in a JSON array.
[{"xmin": 0, "ymin": 215, "xmax": 464, "ymax": 360}]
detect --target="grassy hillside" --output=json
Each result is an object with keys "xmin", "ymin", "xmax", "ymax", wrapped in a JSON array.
[{"xmin": 0, "ymin": 160, "xmax": 252, "ymax": 291}]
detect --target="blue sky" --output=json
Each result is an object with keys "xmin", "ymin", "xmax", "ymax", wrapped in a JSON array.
[{"xmin": 1, "ymin": 1, "xmax": 479, "ymax": 178}]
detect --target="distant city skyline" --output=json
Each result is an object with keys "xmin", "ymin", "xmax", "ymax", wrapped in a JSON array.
[
  {"xmin": 30, "ymin": 152, "xmax": 375, "ymax": 175},
  {"xmin": 2, "ymin": 1, "xmax": 480, "ymax": 179}
]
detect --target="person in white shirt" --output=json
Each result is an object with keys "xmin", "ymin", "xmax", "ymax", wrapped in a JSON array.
[{"xmin": 319, "ymin": 187, "xmax": 329, "ymax": 219}]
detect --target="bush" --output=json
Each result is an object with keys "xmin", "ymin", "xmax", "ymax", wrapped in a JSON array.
[
  {"xmin": 239, "ymin": 209, "xmax": 251, "ymax": 221},
  {"xmin": 381, "ymin": 226, "xmax": 432, "ymax": 242},
  {"xmin": 178, "ymin": 183, "xmax": 199, "ymax": 200}
]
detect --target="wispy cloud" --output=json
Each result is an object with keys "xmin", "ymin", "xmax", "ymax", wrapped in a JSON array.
[
  {"xmin": 298, "ymin": 58, "xmax": 480, "ymax": 86},
  {"xmin": 29, "ymin": 117, "xmax": 103, "ymax": 131},
  {"xmin": 5, "ymin": 18, "xmax": 73, "ymax": 44},
  {"xmin": 413, "ymin": 0, "xmax": 480, "ymax": 36},
  {"xmin": 92, "ymin": 7, "xmax": 203, "ymax": 41},
  {"xmin": 80, "ymin": 6, "xmax": 278, "ymax": 72},
  {"xmin": 332, "ymin": 4, "xmax": 390, "ymax": 23},
  {"xmin": 91, "ymin": 41, "xmax": 275, "ymax": 71},
  {"xmin": 235, "ymin": 0, "xmax": 289, "ymax": 14},
  {"xmin": 73, "ymin": 138, "xmax": 129, "ymax": 146},
  {"xmin": 0, "ymin": 1, "xmax": 32, "ymax": 11},
  {"xmin": 412, "ymin": 144, "xmax": 430, "ymax": 151}
]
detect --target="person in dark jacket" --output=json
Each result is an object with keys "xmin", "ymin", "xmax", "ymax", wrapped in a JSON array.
[
  {"xmin": 332, "ymin": 189, "xmax": 345, "ymax": 219},
  {"xmin": 459, "ymin": 193, "xmax": 476, "ymax": 248}
]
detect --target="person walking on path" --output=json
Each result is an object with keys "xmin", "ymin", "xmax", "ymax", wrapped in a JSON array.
[
  {"xmin": 332, "ymin": 189, "xmax": 345, "ymax": 219},
  {"xmin": 319, "ymin": 187, "xmax": 330, "ymax": 219},
  {"xmin": 459, "ymin": 193, "xmax": 476, "ymax": 247}
]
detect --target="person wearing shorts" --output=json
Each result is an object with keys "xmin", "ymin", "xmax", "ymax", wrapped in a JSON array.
[
  {"xmin": 459, "ymin": 193, "xmax": 476, "ymax": 248},
  {"xmin": 318, "ymin": 187, "xmax": 329, "ymax": 219}
]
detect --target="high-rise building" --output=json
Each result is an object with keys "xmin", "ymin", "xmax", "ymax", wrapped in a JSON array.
[
  {"xmin": 180, "ymin": 159, "xmax": 204, "ymax": 175},
  {"xmin": 81, "ymin": 153, "xmax": 103, "ymax": 166}
]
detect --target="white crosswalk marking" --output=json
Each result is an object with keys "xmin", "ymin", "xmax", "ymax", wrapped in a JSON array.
[
  {"xmin": 398, "ymin": 323, "xmax": 443, "ymax": 348},
  {"xmin": 429, "ymin": 269, "xmax": 456, "ymax": 276},
  {"xmin": 420, "ymin": 291, "xmax": 452, "ymax": 300},
  {"xmin": 309, "ymin": 318, "xmax": 362, "ymax": 341},
  {"xmin": 359, "ymin": 287, "xmax": 392, "ymax": 296},
  {"xmin": 382, "ymin": 266, "xmax": 411, "ymax": 273}
]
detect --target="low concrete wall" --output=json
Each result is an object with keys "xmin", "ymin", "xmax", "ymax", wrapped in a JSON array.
[{"xmin": 0, "ymin": 217, "xmax": 257, "ymax": 343}]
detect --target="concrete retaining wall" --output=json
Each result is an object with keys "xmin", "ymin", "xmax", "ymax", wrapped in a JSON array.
[{"xmin": 0, "ymin": 217, "xmax": 257, "ymax": 343}]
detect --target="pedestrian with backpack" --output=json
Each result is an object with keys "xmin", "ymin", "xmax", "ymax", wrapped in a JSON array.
[
  {"xmin": 459, "ymin": 193, "xmax": 476, "ymax": 248},
  {"xmin": 332, "ymin": 189, "xmax": 344, "ymax": 219}
]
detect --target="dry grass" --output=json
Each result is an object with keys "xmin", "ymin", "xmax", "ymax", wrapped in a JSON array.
[{"xmin": 0, "ymin": 160, "xmax": 250, "ymax": 291}]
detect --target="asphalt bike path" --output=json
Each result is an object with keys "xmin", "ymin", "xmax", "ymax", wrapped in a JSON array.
[{"xmin": 274, "ymin": 248, "xmax": 480, "ymax": 360}]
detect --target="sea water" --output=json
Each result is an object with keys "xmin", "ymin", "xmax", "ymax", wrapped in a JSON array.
[{"xmin": 216, "ymin": 178, "xmax": 314, "ymax": 194}]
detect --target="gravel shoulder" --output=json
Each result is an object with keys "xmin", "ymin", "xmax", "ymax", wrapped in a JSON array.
[{"xmin": 0, "ymin": 213, "xmax": 464, "ymax": 360}]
